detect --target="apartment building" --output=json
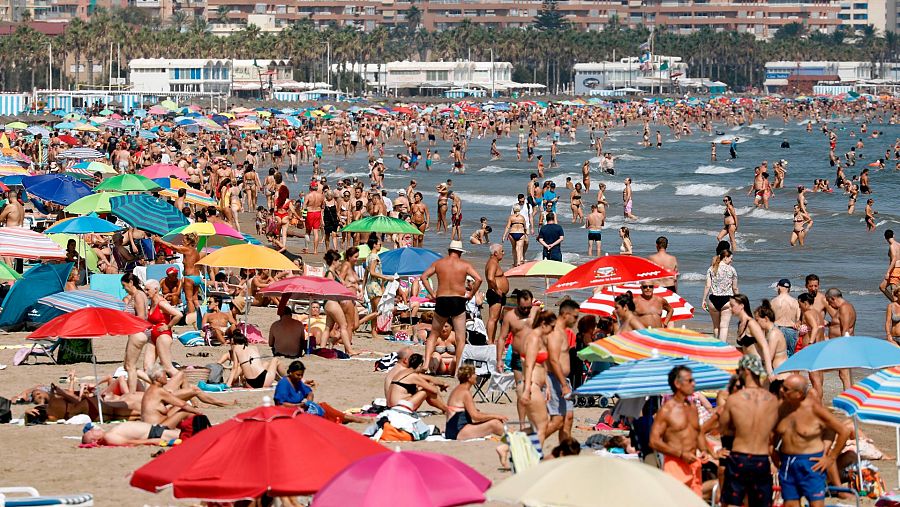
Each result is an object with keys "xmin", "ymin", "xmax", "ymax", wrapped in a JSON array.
[
  {"xmin": 763, "ymin": 60, "xmax": 874, "ymax": 92},
  {"xmin": 838, "ymin": 0, "xmax": 887, "ymax": 32}
]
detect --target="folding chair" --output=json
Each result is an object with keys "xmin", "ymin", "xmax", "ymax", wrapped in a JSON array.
[
  {"xmin": 13, "ymin": 339, "xmax": 60, "ymax": 365},
  {"xmin": 460, "ymin": 343, "xmax": 515, "ymax": 403}
]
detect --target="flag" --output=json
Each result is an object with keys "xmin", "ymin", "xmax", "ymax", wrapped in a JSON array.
[
  {"xmin": 660, "ymin": 61, "xmax": 669, "ymax": 71},
  {"xmin": 639, "ymin": 40, "xmax": 650, "ymax": 51}
]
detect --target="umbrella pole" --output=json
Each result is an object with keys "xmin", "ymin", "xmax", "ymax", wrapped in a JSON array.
[
  {"xmin": 94, "ymin": 353, "xmax": 104, "ymax": 424},
  {"xmin": 853, "ymin": 416, "xmax": 862, "ymax": 506},
  {"xmin": 896, "ymin": 426, "xmax": 899, "ymax": 489}
]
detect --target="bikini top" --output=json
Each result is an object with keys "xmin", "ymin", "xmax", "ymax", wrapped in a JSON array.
[{"xmin": 391, "ymin": 373, "xmax": 418, "ymax": 396}]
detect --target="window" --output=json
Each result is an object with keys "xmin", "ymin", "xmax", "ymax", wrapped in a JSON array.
[
  {"xmin": 853, "ymin": 2, "xmax": 867, "ymax": 8},
  {"xmin": 838, "ymin": 12, "xmax": 850, "ymax": 18},
  {"xmin": 426, "ymin": 70, "xmax": 449, "ymax": 81},
  {"xmin": 392, "ymin": 70, "xmax": 419, "ymax": 76},
  {"xmin": 853, "ymin": 12, "xmax": 867, "ymax": 18}
]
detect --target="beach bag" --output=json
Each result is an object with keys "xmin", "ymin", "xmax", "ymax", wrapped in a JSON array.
[
  {"xmin": 205, "ymin": 363, "xmax": 225, "ymax": 384},
  {"xmin": 379, "ymin": 422, "xmax": 413, "ymax": 442},
  {"xmin": 178, "ymin": 331, "xmax": 205, "ymax": 347},
  {"xmin": 0, "ymin": 396, "xmax": 11, "ymax": 424}
]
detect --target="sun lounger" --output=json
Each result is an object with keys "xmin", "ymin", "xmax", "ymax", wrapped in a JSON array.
[
  {"xmin": 12, "ymin": 339, "xmax": 60, "ymax": 365},
  {"xmin": 88, "ymin": 274, "xmax": 126, "ymax": 301},
  {"xmin": 0, "ymin": 486, "xmax": 93, "ymax": 506}
]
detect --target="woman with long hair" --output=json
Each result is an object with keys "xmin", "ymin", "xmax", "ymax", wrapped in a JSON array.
[
  {"xmin": 729, "ymin": 294, "xmax": 773, "ymax": 376},
  {"xmin": 702, "ymin": 249, "xmax": 738, "ymax": 341},
  {"xmin": 613, "ymin": 292, "xmax": 645, "ymax": 333},
  {"xmin": 323, "ymin": 249, "xmax": 356, "ymax": 355},
  {"xmin": 618, "ymin": 226, "xmax": 632, "ymax": 255}
]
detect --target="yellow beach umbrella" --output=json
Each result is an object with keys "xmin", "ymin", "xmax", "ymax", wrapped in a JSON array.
[
  {"xmin": 487, "ymin": 455, "xmax": 708, "ymax": 507},
  {"xmin": 74, "ymin": 123, "xmax": 100, "ymax": 132},
  {"xmin": 197, "ymin": 244, "xmax": 296, "ymax": 271},
  {"xmin": 160, "ymin": 99, "xmax": 178, "ymax": 110}
]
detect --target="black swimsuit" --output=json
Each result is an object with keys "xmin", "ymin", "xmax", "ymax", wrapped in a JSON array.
[
  {"xmin": 435, "ymin": 296, "xmax": 467, "ymax": 319},
  {"xmin": 391, "ymin": 373, "xmax": 418, "ymax": 395}
]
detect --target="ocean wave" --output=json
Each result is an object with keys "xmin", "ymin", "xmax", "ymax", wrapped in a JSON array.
[
  {"xmin": 674, "ymin": 184, "xmax": 732, "ymax": 197},
  {"xmin": 615, "ymin": 153, "xmax": 646, "ymax": 161},
  {"xmin": 848, "ymin": 290, "xmax": 880, "ymax": 296},
  {"xmin": 773, "ymin": 130, "xmax": 784, "ymax": 136},
  {"xmin": 759, "ymin": 129, "xmax": 771, "ymax": 135},
  {"xmin": 697, "ymin": 204, "xmax": 754, "ymax": 215},
  {"xmin": 562, "ymin": 252, "xmax": 588, "ymax": 264},
  {"xmin": 601, "ymin": 181, "xmax": 661, "ymax": 192},
  {"xmin": 679, "ymin": 272, "xmax": 707, "ymax": 282},
  {"xmin": 419, "ymin": 190, "xmax": 517, "ymax": 208},
  {"xmin": 746, "ymin": 209, "xmax": 793, "ymax": 220},
  {"xmin": 747, "ymin": 124, "xmax": 764, "ymax": 130},
  {"xmin": 713, "ymin": 135, "xmax": 750, "ymax": 144},
  {"xmin": 695, "ymin": 165, "xmax": 744, "ymax": 175},
  {"xmin": 730, "ymin": 126, "xmax": 742, "ymax": 131},
  {"xmin": 628, "ymin": 223, "xmax": 715, "ymax": 237},
  {"xmin": 478, "ymin": 165, "xmax": 516, "ymax": 174}
]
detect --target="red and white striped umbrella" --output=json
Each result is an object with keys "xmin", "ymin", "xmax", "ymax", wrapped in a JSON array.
[
  {"xmin": 580, "ymin": 283, "xmax": 694, "ymax": 321},
  {"xmin": 0, "ymin": 227, "xmax": 67, "ymax": 260}
]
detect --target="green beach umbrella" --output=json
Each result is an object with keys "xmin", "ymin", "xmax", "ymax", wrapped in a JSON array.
[
  {"xmin": 48, "ymin": 234, "xmax": 99, "ymax": 273},
  {"xmin": 98, "ymin": 109, "xmax": 115, "ymax": 116},
  {"xmin": 94, "ymin": 174, "xmax": 162, "ymax": 192},
  {"xmin": 64, "ymin": 191, "xmax": 125, "ymax": 215},
  {"xmin": 341, "ymin": 216, "xmax": 422, "ymax": 236},
  {"xmin": 5, "ymin": 122, "xmax": 27, "ymax": 130},
  {"xmin": 0, "ymin": 260, "xmax": 21, "ymax": 280}
]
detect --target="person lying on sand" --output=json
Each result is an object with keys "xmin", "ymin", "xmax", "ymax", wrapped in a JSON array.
[{"xmin": 81, "ymin": 421, "xmax": 180, "ymax": 446}]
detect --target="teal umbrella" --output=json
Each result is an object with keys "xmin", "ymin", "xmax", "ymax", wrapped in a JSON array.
[{"xmin": 109, "ymin": 194, "xmax": 189, "ymax": 235}]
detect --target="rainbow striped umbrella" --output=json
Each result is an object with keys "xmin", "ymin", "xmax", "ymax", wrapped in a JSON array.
[
  {"xmin": 577, "ymin": 327, "xmax": 742, "ymax": 371},
  {"xmin": 0, "ymin": 227, "xmax": 66, "ymax": 260},
  {"xmin": 159, "ymin": 186, "xmax": 216, "ymax": 207}
]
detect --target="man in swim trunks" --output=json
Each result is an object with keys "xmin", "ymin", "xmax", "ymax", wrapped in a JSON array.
[
  {"xmin": 647, "ymin": 236, "xmax": 679, "ymax": 293},
  {"xmin": 775, "ymin": 374, "xmax": 851, "ymax": 507},
  {"xmin": 484, "ymin": 244, "xmax": 508, "ymax": 343},
  {"xmin": 586, "ymin": 204, "xmax": 605, "ymax": 256},
  {"xmin": 496, "ymin": 289, "xmax": 538, "ymax": 430},
  {"xmin": 268, "ymin": 307, "xmax": 306, "ymax": 358},
  {"xmin": 623, "ymin": 177, "xmax": 637, "ymax": 220},
  {"xmin": 545, "ymin": 299, "xmax": 579, "ymax": 441},
  {"xmin": 420, "ymin": 241, "xmax": 482, "ymax": 375},
  {"xmin": 771, "ymin": 279, "xmax": 800, "ymax": 354},
  {"xmin": 650, "ymin": 365, "xmax": 709, "ymax": 497},
  {"xmin": 154, "ymin": 233, "xmax": 203, "ymax": 323},
  {"xmin": 82, "ymin": 421, "xmax": 180, "ymax": 446},
  {"xmin": 719, "ymin": 355, "xmax": 779, "ymax": 507},
  {"xmin": 880, "ymin": 229, "xmax": 900, "ymax": 301},
  {"xmin": 304, "ymin": 181, "xmax": 324, "ymax": 254}
]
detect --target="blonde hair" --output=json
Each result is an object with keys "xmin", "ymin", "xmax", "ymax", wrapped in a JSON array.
[{"xmin": 457, "ymin": 364, "xmax": 476, "ymax": 383}]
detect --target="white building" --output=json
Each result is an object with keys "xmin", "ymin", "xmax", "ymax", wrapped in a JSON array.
[
  {"xmin": 763, "ymin": 61, "xmax": 874, "ymax": 92},
  {"xmin": 839, "ymin": 0, "xmax": 888, "ymax": 33},
  {"xmin": 573, "ymin": 55, "xmax": 689, "ymax": 95},
  {"xmin": 129, "ymin": 59, "xmax": 232, "ymax": 94},
  {"xmin": 335, "ymin": 60, "xmax": 540, "ymax": 96}
]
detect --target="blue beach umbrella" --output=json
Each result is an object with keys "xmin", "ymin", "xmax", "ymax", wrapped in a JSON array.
[
  {"xmin": 139, "ymin": 130, "xmax": 158, "ymax": 140},
  {"xmin": 22, "ymin": 174, "xmax": 91, "ymax": 205},
  {"xmin": 55, "ymin": 121, "xmax": 76, "ymax": 130},
  {"xmin": 132, "ymin": 109, "xmax": 147, "ymax": 118},
  {"xmin": 45, "ymin": 214, "xmax": 122, "ymax": 234},
  {"xmin": 774, "ymin": 336, "xmax": 900, "ymax": 375},
  {"xmin": 38, "ymin": 289, "xmax": 129, "ymax": 313},
  {"xmin": 380, "ymin": 247, "xmax": 442, "ymax": 276},
  {"xmin": 576, "ymin": 356, "xmax": 731, "ymax": 398},
  {"xmin": 26, "ymin": 126, "xmax": 50, "ymax": 137},
  {"xmin": 109, "ymin": 194, "xmax": 189, "ymax": 235}
]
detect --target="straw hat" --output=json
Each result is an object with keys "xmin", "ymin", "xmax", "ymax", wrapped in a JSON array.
[{"xmin": 448, "ymin": 240, "xmax": 467, "ymax": 254}]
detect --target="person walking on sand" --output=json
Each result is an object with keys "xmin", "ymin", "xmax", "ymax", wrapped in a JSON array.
[
  {"xmin": 420, "ymin": 241, "xmax": 482, "ymax": 374},
  {"xmin": 484, "ymin": 244, "xmax": 508, "ymax": 344}
]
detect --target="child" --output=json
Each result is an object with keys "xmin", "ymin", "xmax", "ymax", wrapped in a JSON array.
[{"xmin": 255, "ymin": 206, "xmax": 269, "ymax": 235}]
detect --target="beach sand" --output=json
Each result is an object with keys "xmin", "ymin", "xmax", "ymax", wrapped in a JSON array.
[{"xmin": 0, "ymin": 214, "xmax": 895, "ymax": 506}]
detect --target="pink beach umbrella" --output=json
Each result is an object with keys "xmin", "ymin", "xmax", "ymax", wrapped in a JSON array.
[
  {"xmin": 311, "ymin": 450, "xmax": 491, "ymax": 507},
  {"xmin": 140, "ymin": 163, "xmax": 189, "ymax": 180}
]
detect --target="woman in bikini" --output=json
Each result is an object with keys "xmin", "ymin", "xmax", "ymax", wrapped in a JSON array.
[
  {"xmin": 436, "ymin": 184, "xmax": 449, "ymax": 233},
  {"xmin": 429, "ymin": 322, "xmax": 458, "ymax": 375},
  {"xmin": 444, "ymin": 364, "xmax": 508, "ymax": 440},
  {"xmin": 729, "ymin": 294, "xmax": 773, "ymax": 376},
  {"xmin": 224, "ymin": 331, "xmax": 285, "ymax": 389},
  {"xmin": 702, "ymin": 249, "xmax": 738, "ymax": 341},
  {"xmin": 885, "ymin": 287, "xmax": 900, "ymax": 345},
  {"xmin": 522, "ymin": 310, "xmax": 555, "ymax": 445},
  {"xmin": 229, "ymin": 179, "xmax": 243, "ymax": 233},
  {"xmin": 410, "ymin": 192, "xmax": 429, "ymax": 247},
  {"xmin": 790, "ymin": 203, "xmax": 813, "ymax": 247},
  {"xmin": 242, "ymin": 166, "xmax": 260, "ymax": 211},
  {"xmin": 323, "ymin": 250, "xmax": 357, "ymax": 356},
  {"xmin": 387, "ymin": 352, "xmax": 441, "ymax": 410},
  {"xmin": 121, "ymin": 273, "xmax": 150, "ymax": 393},
  {"xmin": 596, "ymin": 183, "xmax": 608, "ymax": 213},
  {"xmin": 570, "ymin": 183, "xmax": 584, "ymax": 225},
  {"xmin": 753, "ymin": 300, "xmax": 788, "ymax": 374},
  {"xmin": 144, "ymin": 279, "xmax": 183, "ymax": 381},
  {"xmin": 618, "ymin": 226, "xmax": 633, "ymax": 255},
  {"xmin": 503, "ymin": 205, "xmax": 528, "ymax": 267},
  {"xmin": 338, "ymin": 246, "xmax": 366, "ymax": 334},
  {"xmin": 716, "ymin": 195, "xmax": 738, "ymax": 250}
]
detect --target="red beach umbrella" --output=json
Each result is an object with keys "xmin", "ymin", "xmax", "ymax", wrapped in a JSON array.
[
  {"xmin": 27, "ymin": 307, "xmax": 150, "ymax": 339},
  {"xmin": 130, "ymin": 405, "xmax": 389, "ymax": 500},
  {"xmin": 57, "ymin": 134, "xmax": 80, "ymax": 146},
  {"xmin": 580, "ymin": 283, "xmax": 694, "ymax": 321},
  {"xmin": 546, "ymin": 255, "xmax": 676, "ymax": 294}
]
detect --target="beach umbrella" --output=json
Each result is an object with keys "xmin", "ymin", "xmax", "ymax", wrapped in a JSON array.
[
  {"xmin": 198, "ymin": 244, "xmax": 296, "ymax": 271},
  {"xmin": 163, "ymin": 222, "xmax": 249, "ymax": 250},
  {"xmin": 312, "ymin": 450, "xmax": 490, "ymax": 507},
  {"xmin": 140, "ymin": 163, "xmax": 189, "ymax": 180},
  {"xmin": 94, "ymin": 173, "xmax": 162, "ymax": 192},
  {"xmin": 577, "ymin": 328, "xmax": 742, "ymax": 371},
  {"xmin": 45, "ymin": 214, "xmax": 121, "ymax": 235},
  {"xmin": 63, "ymin": 191, "xmax": 125, "ymax": 215},
  {"xmin": 379, "ymin": 247, "xmax": 442, "ymax": 276},
  {"xmin": 58, "ymin": 147, "xmax": 104, "ymax": 160},
  {"xmin": 581, "ymin": 283, "xmax": 694, "ymax": 322},
  {"xmin": 576, "ymin": 356, "xmax": 731, "ymax": 398},
  {"xmin": 26, "ymin": 126, "xmax": 50, "ymax": 137},
  {"xmin": 834, "ymin": 366, "xmax": 900, "ymax": 485},
  {"xmin": 0, "ymin": 260, "xmax": 21, "ymax": 280},
  {"xmin": 48, "ymin": 233, "xmax": 99, "ymax": 273},
  {"xmin": 139, "ymin": 130, "xmax": 158, "ymax": 140},
  {"xmin": 37, "ymin": 289, "xmax": 129, "ymax": 313},
  {"xmin": 147, "ymin": 105, "xmax": 168, "ymax": 115},
  {"xmin": 261, "ymin": 275, "xmax": 356, "ymax": 301},
  {"xmin": 109, "ymin": 194, "xmax": 189, "ymax": 235},
  {"xmin": 341, "ymin": 216, "xmax": 422, "ymax": 236},
  {"xmin": 130, "ymin": 404, "xmax": 389, "ymax": 500},
  {"xmin": 504, "ymin": 259, "xmax": 575, "ymax": 278},
  {"xmin": 5, "ymin": 121, "xmax": 27, "ymax": 130},
  {"xmin": 0, "ymin": 165, "xmax": 28, "ymax": 176},
  {"xmin": 63, "ymin": 113, "xmax": 83, "ymax": 120},
  {"xmin": 773, "ymin": 336, "xmax": 900, "ymax": 375},
  {"xmin": 132, "ymin": 108, "xmax": 147, "ymax": 118},
  {"xmin": 159, "ymin": 99, "xmax": 178, "ymax": 110},
  {"xmin": 158, "ymin": 186, "xmax": 216, "ymax": 207},
  {"xmin": 72, "ymin": 161, "xmax": 115, "ymax": 174},
  {"xmin": 73, "ymin": 123, "xmax": 100, "ymax": 133},
  {"xmin": 54, "ymin": 121, "xmax": 77, "ymax": 130},
  {"xmin": 546, "ymin": 255, "xmax": 676, "ymax": 293},
  {"xmin": 487, "ymin": 455, "xmax": 707, "ymax": 507},
  {"xmin": 23, "ymin": 174, "xmax": 91, "ymax": 205}
]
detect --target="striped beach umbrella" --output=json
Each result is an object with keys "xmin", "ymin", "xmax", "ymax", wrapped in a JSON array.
[
  {"xmin": 0, "ymin": 227, "xmax": 66, "ymax": 260},
  {"xmin": 38, "ymin": 289, "xmax": 130, "ymax": 313},
  {"xmin": 72, "ymin": 161, "xmax": 116, "ymax": 174},
  {"xmin": 577, "ymin": 327, "xmax": 742, "ymax": 371},
  {"xmin": 58, "ymin": 147, "xmax": 105, "ymax": 160},
  {"xmin": 835, "ymin": 367, "xmax": 900, "ymax": 426},
  {"xmin": 581, "ymin": 284, "xmax": 695, "ymax": 322},
  {"xmin": 575, "ymin": 356, "xmax": 731, "ymax": 398},
  {"xmin": 110, "ymin": 194, "xmax": 189, "ymax": 235}
]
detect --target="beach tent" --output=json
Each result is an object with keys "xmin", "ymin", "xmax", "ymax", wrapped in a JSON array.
[{"xmin": 0, "ymin": 262, "xmax": 72, "ymax": 330}]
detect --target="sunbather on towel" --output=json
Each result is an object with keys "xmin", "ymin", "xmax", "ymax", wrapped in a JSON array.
[{"xmin": 81, "ymin": 421, "xmax": 180, "ymax": 446}]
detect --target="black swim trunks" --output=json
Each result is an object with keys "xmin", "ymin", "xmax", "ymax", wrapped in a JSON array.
[
  {"xmin": 435, "ymin": 296, "xmax": 467, "ymax": 319},
  {"xmin": 722, "ymin": 452, "xmax": 772, "ymax": 507},
  {"xmin": 510, "ymin": 351, "xmax": 522, "ymax": 372},
  {"xmin": 485, "ymin": 288, "xmax": 507, "ymax": 307},
  {"xmin": 148, "ymin": 424, "xmax": 166, "ymax": 440}
]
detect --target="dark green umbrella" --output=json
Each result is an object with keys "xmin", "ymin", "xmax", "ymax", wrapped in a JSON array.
[{"xmin": 341, "ymin": 216, "xmax": 422, "ymax": 236}]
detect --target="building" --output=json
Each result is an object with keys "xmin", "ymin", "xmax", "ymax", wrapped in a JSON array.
[
  {"xmin": 337, "ymin": 60, "xmax": 541, "ymax": 96},
  {"xmin": 573, "ymin": 55, "xmax": 689, "ymax": 95},
  {"xmin": 129, "ymin": 58, "xmax": 233, "ymax": 94},
  {"xmin": 763, "ymin": 61, "xmax": 874, "ymax": 92},
  {"xmin": 838, "ymin": 0, "xmax": 887, "ymax": 32}
]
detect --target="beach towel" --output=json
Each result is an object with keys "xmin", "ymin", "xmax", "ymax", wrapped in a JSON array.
[
  {"xmin": 236, "ymin": 323, "xmax": 265, "ymax": 344},
  {"xmin": 374, "ymin": 352, "xmax": 399, "ymax": 371},
  {"xmin": 509, "ymin": 431, "xmax": 542, "ymax": 472},
  {"xmin": 178, "ymin": 330, "xmax": 205, "ymax": 347}
]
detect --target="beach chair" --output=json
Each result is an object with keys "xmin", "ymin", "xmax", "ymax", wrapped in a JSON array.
[
  {"xmin": 460, "ymin": 343, "xmax": 514, "ymax": 403},
  {"xmin": 0, "ymin": 487, "xmax": 93, "ymax": 506},
  {"xmin": 12, "ymin": 339, "xmax": 60, "ymax": 365},
  {"xmin": 88, "ymin": 274, "xmax": 127, "ymax": 301}
]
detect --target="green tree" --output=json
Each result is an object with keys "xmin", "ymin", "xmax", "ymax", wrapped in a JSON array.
[
  {"xmin": 774, "ymin": 22, "xmax": 806, "ymax": 41},
  {"xmin": 533, "ymin": 0, "xmax": 569, "ymax": 31}
]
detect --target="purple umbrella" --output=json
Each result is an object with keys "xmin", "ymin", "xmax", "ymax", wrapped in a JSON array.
[{"xmin": 311, "ymin": 450, "xmax": 491, "ymax": 507}]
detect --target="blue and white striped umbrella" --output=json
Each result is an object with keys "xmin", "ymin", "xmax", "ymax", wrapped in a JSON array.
[
  {"xmin": 26, "ymin": 126, "xmax": 50, "ymax": 137},
  {"xmin": 110, "ymin": 194, "xmax": 189, "ymax": 235},
  {"xmin": 576, "ymin": 356, "xmax": 731, "ymax": 398},
  {"xmin": 38, "ymin": 289, "xmax": 130, "ymax": 313},
  {"xmin": 58, "ymin": 147, "xmax": 105, "ymax": 160}
]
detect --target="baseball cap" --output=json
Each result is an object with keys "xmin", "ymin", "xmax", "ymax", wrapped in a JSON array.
[
  {"xmin": 448, "ymin": 240, "xmax": 467, "ymax": 254},
  {"xmin": 397, "ymin": 189, "xmax": 406, "ymax": 195},
  {"xmin": 166, "ymin": 267, "xmax": 179, "ymax": 276},
  {"xmin": 738, "ymin": 355, "xmax": 766, "ymax": 377},
  {"xmin": 777, "ymin": 278, "xmax": 791, "ymax": 289}
]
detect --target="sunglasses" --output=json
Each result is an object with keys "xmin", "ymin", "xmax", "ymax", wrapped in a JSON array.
[{"xmin": 641, "ymin": 285, "xmax": 653, "ymax": 289}]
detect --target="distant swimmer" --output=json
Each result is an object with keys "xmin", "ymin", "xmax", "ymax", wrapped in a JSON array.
[{"xmin": 781, "ymin": 138, "xmax": 791, "ymax": 149}]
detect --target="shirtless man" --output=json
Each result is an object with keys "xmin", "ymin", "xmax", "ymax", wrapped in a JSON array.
[
  {"xmin": 774, "ymin": 374, "xmax": 851, "ymax": 507},
  {"xmin": 154, "ymin": 233, "xmax": 202, "ymax": 320},
  {"xmin": 484, "ymin": 244, "xmax": 509, "ymax": 344},
  {"xmin": 633, "ymin": 282, "xmax": 674, "ymax": 328},
  {"xmin": 82, "ymin": 421, "xmax": 180, "ymax": 446},
  {"xmin": 384, "ymin": 346, "xmax": 448, "ymax": 413},
  {"xmin": 0, "ymin": 190, "xmax": 24, "ymax": 227},
  {"xmin": 718, "ymin": 355, "xmax": 779, "ymax": 507},
  {"xmin": 496, "ymin": 289, "xmax": 538, "ymax": 430},
  {"xmin": 879, "ymin": 229, "xmax": 900, "ymax": 301},
  {"xmin": 140, "ymin": 368, "xmax": 204, "ymax": 428},
  {"xmin": 201, "ymin": 296, "xmax": 236, "ymax": 344},
  {"xmin": 649, "ymin": 365, "xmax": 709, "ymax": 497},
  {"xmin": 420, "ymin": 241, "xmax": 482, "ymax": 374},
  {"xmin": 304, "ymin": 181, "xmax": 324, "ymax": 254},
  {"xmin": 623, "ymin": 177, "xmax": 637, "ymax": 220},
  {"xmin": 825, "ymin": 288, "xmax": 856, "ymax": 390},
  {"xmin": 586, "ymin": 204, "xmax": 605, "ymax": 256},
  {"xmin": 545, "ymin": 300, "xmax": 579, "ymax": 442},
  {"xmin": 268, "ymin": 307, "xmax": 306, "ymax": 358},
  {"xmin": 771, "ymin": 279, "xmax": 800, "ymax": 354},
  {"xmin": 647, "ymin": 236, "xmax": 679, "ymax": 292}
]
